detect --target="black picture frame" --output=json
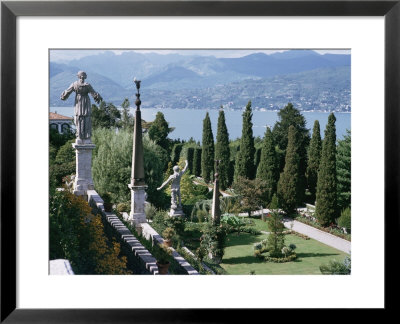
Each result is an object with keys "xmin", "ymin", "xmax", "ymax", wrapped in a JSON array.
[{"xmin": 1, "ymin": 0, "xmax": 398, "ymax": 321}]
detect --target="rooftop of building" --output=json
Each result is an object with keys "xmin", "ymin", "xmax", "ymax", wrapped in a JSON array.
[{"xmin": 50, "ymin": 112, "xmax": 73, "ymax": 120}]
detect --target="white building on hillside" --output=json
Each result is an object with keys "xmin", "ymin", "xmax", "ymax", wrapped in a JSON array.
[{"xmin": 49, "ymin": 112, "xmax": 73, "ymax": 134}]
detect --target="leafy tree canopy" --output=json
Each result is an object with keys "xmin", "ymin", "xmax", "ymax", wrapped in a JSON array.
[
  {"xmin": 148, "ymin": 111, "xmax": 173, "ymax": 152},
  {"xmin": 92, "ymin": 102, "xmax": 121, "ymax": 129}
]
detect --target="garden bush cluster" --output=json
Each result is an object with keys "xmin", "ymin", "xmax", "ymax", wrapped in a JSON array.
[
  {"xmin": 50, "ymin": 189, "xmax": 131, "ymax": 274},
  {"xmin": 253, "ymin": 239, "xmax": 297, "ymax": 263}
]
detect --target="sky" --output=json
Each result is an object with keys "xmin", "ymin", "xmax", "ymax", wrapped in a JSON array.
[{"xmin": 50, "ymin": 49, "xmax": 350, "ymax": 62}]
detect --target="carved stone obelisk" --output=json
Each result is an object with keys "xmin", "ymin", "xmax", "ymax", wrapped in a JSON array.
[
  {"xmin": 211, "ymin": 160, "xmax": 221, "ymax": 225},
  {"xmin": 126, "ymin": 78, "xmax": 147, "ymax": 229},
  {"xmin": 60, "ymin": 71, "xmax": 102, "ymax": 197}
]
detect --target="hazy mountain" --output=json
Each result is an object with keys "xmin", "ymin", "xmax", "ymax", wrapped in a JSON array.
[
  {"xmin": 50, "ymin": 62, "xmax": 131, "ymax": 107},
  {"xmin": 50, "ymin": 50, "xmax": 350, "ymax": 111},
  {"xmin": 141, "ymin": 67, "xmax": 350, "ymax": 112}
]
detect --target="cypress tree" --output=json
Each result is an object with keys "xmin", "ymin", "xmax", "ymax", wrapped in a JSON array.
[
  {"xmin": 193, "ymin": 147, "xmax": 202, "ymax": 177},
  {"xmin": 272, "ymin": 103, "xmax": 310, "ymax": 201},
  {"xmin": 234, "ymin": 101, "xmax": 256, "ymax": 182},
  {"xmin": 254, "ymin": 147, "xmax": 262, "ymax": 171},
  {"xmin": 316, "ymin": 113, "xmax": 337, "ymax": 226},
  {"xmin": 171, "ymin": 143, "xmax": 183, "ymax": 165},
  {"xmin": 201, "ymin": 112, "xmax": 214, "ymax": 183},
  {"xmin": 186, "ymin": 147, "xmax": 195, "ymax": 174},
  {"xmin": 277, "ymin": 125, "xmax": 302, "ymax": 214},
  {"xmin": 266, "ymin": 212, "xmax": 285, "ymax": 257},
  {"xmin": 306, "ymin": 120, "xmax": 322, "ymax": 201},
  {"xmin": 215, "ymin": 108, "xmax": 230, "ymax": 190},
  {"xmin": 336, "ymin": 129, "xmax": 351, "ymax": 212},
  {"xmin": 256, "ymin": 127, "xmax": 279, "ymax": 202}
]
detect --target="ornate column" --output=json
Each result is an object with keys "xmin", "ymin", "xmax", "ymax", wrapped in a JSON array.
[{"xmin": 125, "ymin": 78, "xmax": 148, "ymax": 229}]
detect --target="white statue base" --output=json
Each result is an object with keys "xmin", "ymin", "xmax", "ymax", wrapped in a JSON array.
[
  {"xmin": 125, "ymin": 184, "xmax": 148, "ymax": 232},
  {"xmin": 169, "ymin": 207, "xmax": 185, "ymax": 217},
  {"xmin": 72, "ymin": 142, "xmax": 96, "ymax": 196}
]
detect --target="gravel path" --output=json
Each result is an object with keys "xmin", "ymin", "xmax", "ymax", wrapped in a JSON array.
[
  {"xmin": 282, "ymin": 218, "xmax": 351, "ymax": 254},
  {"xmin": 192, "ymin": 181, "xmax": 351, "ymax": 254},
  {"xmin": 238, "ymin": 208, "xmax": 351, "ymax": 254}
]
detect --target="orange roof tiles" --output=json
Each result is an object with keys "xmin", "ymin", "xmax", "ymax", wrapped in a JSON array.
[{"xmin": 49, "ymin": 112, "xmax": 73, "ymax": 120}]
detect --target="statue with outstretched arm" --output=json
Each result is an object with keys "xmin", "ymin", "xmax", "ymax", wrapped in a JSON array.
[
  {"xmin": 61, "ymin": 71, "xmax": 103, "ymax": 142},
  {"xmin": 157, "ymin": 160, "xmax": 188, "ymax": 211}
]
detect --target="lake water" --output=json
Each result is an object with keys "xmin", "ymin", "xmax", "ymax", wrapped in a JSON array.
[{"xmin": 50, "ymin": 107, "xmax": 350, "ymax": 142}]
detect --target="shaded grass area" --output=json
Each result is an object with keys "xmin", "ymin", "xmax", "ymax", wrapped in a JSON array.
[
  {"xmin": 220, "ymin": 233, "xmax": 349, "ymax": 275},
  {"xmin": 246, "ymin": 217, "xmax": 270, "ymax": 232}
]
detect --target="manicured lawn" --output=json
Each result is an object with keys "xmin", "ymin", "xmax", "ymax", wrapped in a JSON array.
[
  {"xmin": 220, "ymin": 233, "xmax": 349, "ymax": 275},
  {"xmin": 245, "ymin": 217, "xmax": 270, "ymax": 232}
]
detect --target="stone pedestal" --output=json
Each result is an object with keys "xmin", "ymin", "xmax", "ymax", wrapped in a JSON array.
[
  {"xmin": 169, "ymin": 207, "xmax": 185, "ymax": 217},
  {"xmin": 125, "ymin": 184, "xmax": 148, "ymax": 231},
  {"xmin": 72, "ymin": 142, "xmax": 96, "ymax": 196}
]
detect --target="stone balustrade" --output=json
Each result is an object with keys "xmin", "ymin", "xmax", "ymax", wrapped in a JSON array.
[
  {"xmin": 87, "ymin": 190, "xmax": 198, "ymax": 275},
  {"xmin": 139, "ymin": 222, "xmax": 199, "ymax": 275},
  {"xmin": 87, "ymin": 190, "xmax": 158, "ymax": 274}
]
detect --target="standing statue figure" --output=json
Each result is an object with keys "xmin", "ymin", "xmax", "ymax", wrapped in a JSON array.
[
  {"xmin": 157, "ymin": 160, "xmax": 188, "ymax": 216},
  {"xmin": 60, "ymin": 71, "xmax": 102, "ymax": 143}
]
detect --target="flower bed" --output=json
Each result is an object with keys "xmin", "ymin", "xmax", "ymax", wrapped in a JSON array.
[{"xmin": 283, "ymin": 230, "xmax": 310, "ymax": 240}]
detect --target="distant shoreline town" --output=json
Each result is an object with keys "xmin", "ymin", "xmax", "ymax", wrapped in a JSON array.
[{"xmin": 50, "ymin": 50, "xmax": 350, "ymax": 113}]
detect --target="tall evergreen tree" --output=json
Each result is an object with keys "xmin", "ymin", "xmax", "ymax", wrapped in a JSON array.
[
  {"xmin": 120, "ymin": 98, "xmax": 134, "ymax": 131},
  {"xmin": 193, "ymin": 147, "xmax": 202, "ymax": 177},
  {"xmin": 306, "ymin": 120, "xmax": 322, "ymax": 201},
  {"xmin": 148, "ymin": 112, "xmax": 172, "ymax": 152},
  {"xmin": 316, "ymin": 113, "xmax": 337, "ymax": 226},
  {"xmin": 272, "ymin": 103, "xmax": 310, "ymax": 201},
  {"xmin": 336, "ymin": 130, "xmax": 351, "ymax": 212},
  {"xmin": 234, "ymin": 101, "xmax": 256, "ymax": 182},
  {"xmin": 266, "ymin": 212, "xmax": 285, "ymax": 257},
  {"xmin": 256, "ymin": 127, "xmax": 279, "ymax": 202},
  {"xmin": 277, "ymin": 125, "xmax": 302, "ymax": 214},
  {"xmin": 201, "ymin": 112, "xmax": 215, "ymax": 183},
  {"xmin": 215, "ymin": 108, "xmax": 230, "ymax": 190}
]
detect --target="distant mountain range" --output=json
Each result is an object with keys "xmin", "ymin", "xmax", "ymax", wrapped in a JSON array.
[{"xmin": 50, "ymin": 50, "xmax": 351, "ymax": 111}]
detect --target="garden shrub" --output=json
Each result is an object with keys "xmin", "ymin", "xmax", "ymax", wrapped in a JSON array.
[
  {"xmin": 49, "ymin": 190, "xmax": 131, "ymax": 274},
  {"xmin": 55, "ymin": 139, "xmax": 75, "ymax": 164},
  {"xmin": 337, "ymin": 207, "xmax": 351, "ymax": 233},
  {"xmin": 253, "ymin": 239, "xmax": 297, "ymax": 263},
  {"xmin": 266, "ymin": 212, "xmax": 285, "ymax": 256},
  {"xmin": 49, "ymin": 161, "xmax": 75, "ymax": 186},
  {"xmin": 221, "ymin": 213, "xmax": 247, "ymax": 235},
  {"xmin": 49, "ymin": 127, "xmax": 75, "ymax": 150},
  {"xmin": 320, "ymin": 256, "xmax": 351, "ymax": 275},
  {"xmin": 116, "ymin": 202, "xmax": 130, "ymax": 213},
  {"xmin": 92, "ymin": 129, "xmax": 168, "ymax": 208},
  {"xmin": 196, "ymin": 209, "xmax": 209, "ymax": 223},
  {"xmin": 200, "ymin": 223, "xmax": 228, "ymax": 261},
  {"xmin": 144, "ymin": 203, "xmax": 158, "ymax": 220},
  {"xmin": 263, "ymin": 253, "xmax": 297, "ymax": 263}
]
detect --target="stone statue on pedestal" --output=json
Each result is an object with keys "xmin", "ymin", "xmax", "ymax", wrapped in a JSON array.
[
  {"xmin": 157, "ymin": 160, "xmax": 188, "ymax": 216},
  {"xmin": 60, "ymin": 71, "xmax": 102, "ymax": 196},
  {"xmin": 61, "ymin": 71, "xmax": 102, "ymax": 143}
]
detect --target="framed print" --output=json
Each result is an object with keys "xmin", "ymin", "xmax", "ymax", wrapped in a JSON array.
[{"xmin": 1, "ymin": 0, "xmax": 399, "ymax": 321}]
